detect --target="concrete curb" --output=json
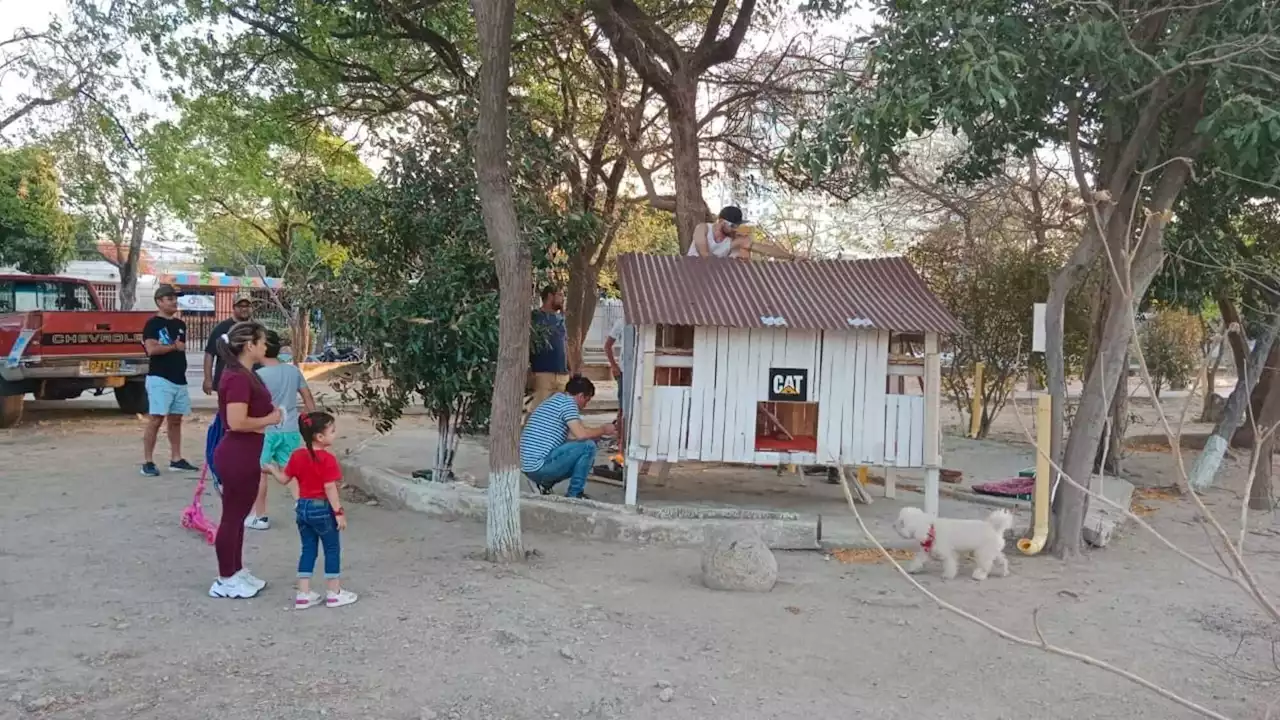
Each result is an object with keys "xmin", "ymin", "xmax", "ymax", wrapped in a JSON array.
[
  {"xmin": 892, "ymin": 481, "xmax": 1031, "ymax": 511},
  {"xmin": 341, "ymin": 461, "xmax": 820, "ymax": 550}
]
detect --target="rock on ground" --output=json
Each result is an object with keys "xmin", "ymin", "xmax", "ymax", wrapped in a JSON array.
[{"xmin": 700, "ymin": 527, "xmax": 778, "ymax": 592}]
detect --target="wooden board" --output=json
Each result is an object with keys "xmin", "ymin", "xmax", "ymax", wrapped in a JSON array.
[
  {"xmin": 709, "ymin": 327, "xmax": 731, "ymax": 462},
  {"xmin": 654, "ymin": 386, "xmax": 672, "ymax": 459},
  {"xmin": 850, "ymin": 330, "xmax": 870, "ymax": 463},
  {"xmin": 883, "ymin": 394, "xmax": 900, "ymax": 465},
  {"xmin": 817, "ymin": 331, "xmax": 846, "ymax": 464},
  {"xmin": 907, "ymin": 395, "xmax": 925, "ymax": 467},
  {"xmin": 688, "ymin": 326, "xmax": 711, "ymax": 460},
  {"xmin": 862, "ymin": 330, "xmax": 889, "ymax": 464},
  {"xmin": 676, "ymin": 388, "xmax": 691, "ymax": 460}
]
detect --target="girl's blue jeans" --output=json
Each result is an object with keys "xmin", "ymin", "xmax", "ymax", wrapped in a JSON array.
[{"xmin": 296, "ymin": 498, "xmax": 341, "ymax": 579}]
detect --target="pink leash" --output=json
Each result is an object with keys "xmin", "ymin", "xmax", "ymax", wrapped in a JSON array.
[{"xmin": 181, "ymin": 462, "xmax": 219, "ymax": 545}]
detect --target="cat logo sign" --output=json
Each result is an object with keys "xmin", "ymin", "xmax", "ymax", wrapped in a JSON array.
[{"xmin": 768, "ymin": 368, "xmax": 809, "ymax": 402}]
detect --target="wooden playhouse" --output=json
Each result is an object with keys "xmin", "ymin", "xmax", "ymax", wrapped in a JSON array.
[{"xmin": 615, "ymin": 254, "xmax": 961, "ymax": 513}]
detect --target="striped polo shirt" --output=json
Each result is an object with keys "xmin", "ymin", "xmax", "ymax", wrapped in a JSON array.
[{"xmin": 520, "ymin": 393, "xmax": 580, "ymax": 472}]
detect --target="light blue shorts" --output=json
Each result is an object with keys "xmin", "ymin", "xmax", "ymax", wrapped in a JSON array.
[{"xmin": 145, "ymin": 375, "xmax": 191, "ymax": 416}]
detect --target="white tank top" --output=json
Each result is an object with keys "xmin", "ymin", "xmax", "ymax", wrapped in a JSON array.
[{"xmin": 688, "ymin": 224, "xmax": 733, "ymax": 258}]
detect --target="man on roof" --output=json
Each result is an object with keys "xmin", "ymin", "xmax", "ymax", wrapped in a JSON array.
[{"xmin": 687, "ymin": 206, "xmax": 794, "ymax": 260}]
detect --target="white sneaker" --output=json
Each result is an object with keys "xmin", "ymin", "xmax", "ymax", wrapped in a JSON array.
[
  {"xmin": 244, "ymin": 515, "xmax": 270, "ymax": 531},
  {"xmin": 235, "ymin": 569, "xmax": 267, "ymax": 591},
  {"xmin": 326, "ymin": 589, "xmax": 358, "ymax": 608},
  {"xmin": 208, "ymin": 576, "xmax": 259, "ymax": 599},
  {"xmin": 295, "ymin": 591, "xmax": 322, "ymax": 610}
]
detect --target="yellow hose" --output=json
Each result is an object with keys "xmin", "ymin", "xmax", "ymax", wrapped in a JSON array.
[{"xmin": 1018, "ymin": 393, "xmax": 1051, "ymax": 555}]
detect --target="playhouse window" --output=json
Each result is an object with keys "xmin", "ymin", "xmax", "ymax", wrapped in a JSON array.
[
  {"xmin": 655, "ymin": 366, "xmax": 693, "ymax": 386},
  {"xmin": 755, "ymin": 401, "xmax": 819, "ymax": 453},
  {"xmin": 655, "ymin": 324, "xmax": 694, "ymax": 354}
]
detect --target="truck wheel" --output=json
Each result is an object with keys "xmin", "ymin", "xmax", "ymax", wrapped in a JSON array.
[
  {"xmin": 0, "ymin": 395, "xmax": 23, "ymax": 429},
  {"xmin": 114, "ymin": 381, "xmax": 148, "ymax": 415}
]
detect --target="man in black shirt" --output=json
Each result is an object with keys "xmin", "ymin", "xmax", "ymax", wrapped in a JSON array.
[
  {"xmin": 203, "ymin": 296, "xmax": 254, "ymax": 394},
  {"xmin": 141, "ymin": 285, "xmax": 199, "ymax": 476},
  {"xmin": 202, "ymin": 295, "xmax": 253, "ymax": 491}
]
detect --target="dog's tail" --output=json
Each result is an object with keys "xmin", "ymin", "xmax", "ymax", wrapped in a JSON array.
[{"xmin": 986, "ymin": 508, "xmax": 1014, "ymax": 536}]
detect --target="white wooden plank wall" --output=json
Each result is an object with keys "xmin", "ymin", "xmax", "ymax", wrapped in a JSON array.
[
  {"xmin": 687, "ymin": 327, "xmax": 711, "ymax": 459},
  {"xmin": 882, "ymin": 394, "xmax": 926, "ymax": 468},
  {"xmin": 633, "ymin": 326, "xmax": 915, "ymax": 467},
  {"xmin": 817, "ymin": 333, "xmax": 846, "ymax": 463},
  {"xmin": 709, "ymin": 327, "xmax": 731, "ymax": 461}
]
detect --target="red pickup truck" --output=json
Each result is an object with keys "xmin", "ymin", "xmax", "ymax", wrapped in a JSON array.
[{"xmin": 0, "ymin": 274, "xmax": 153, "ymax": 427}]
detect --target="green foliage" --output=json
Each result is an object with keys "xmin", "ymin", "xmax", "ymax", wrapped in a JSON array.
[
  {"xmin": 0, "ymin": 147, "xmax": 74, "ymax": 273},
  {"xmin": 148, "ymin": 96, "xmax": 372, "ymax": 276},
  {"xmin": 117, "ymin": 0, "xmax": 473, "ymax": 128},
  {"xmin": 1139, "ymin": 308, "xmax": 1205, "ymax": 397},
  {"xmin": 794, "ymin": 0, "xmax": 1280, "ymax": 191},
  {"xmin": 295, "ymin": 120, "xmax": 591, "ymax": 445},
  {"xmin": 908, "ymin": 225, "xmax": 1090, "ymax": 437},
  {"xmin": 597, "ymin": 206, "xmax": 679, "ymax": 296},
  {"xmin": 1154, "ymin": 179, "xmax": 1280, "ymax": 333}
]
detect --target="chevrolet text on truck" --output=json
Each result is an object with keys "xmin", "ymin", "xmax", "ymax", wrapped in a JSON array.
[{"xmin": 0, "ymin": 274, "xmax": 153, "ymax": 427}]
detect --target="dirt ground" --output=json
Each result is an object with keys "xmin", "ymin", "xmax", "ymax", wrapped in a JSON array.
[{"xmin": 3, "ymin": 393, "xmax": 1280, "ymax": 720}]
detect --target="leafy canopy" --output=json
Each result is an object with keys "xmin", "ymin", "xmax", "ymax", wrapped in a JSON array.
[
  {"xmin": 0, "ymin": 147, "xmax": 74, "ymax": 273},
  {"xmin": 295, "ymin": 118, "xmax": 593, "ymax": 434},
  {"xmin": 795, "ymin": 0, "xmax": 1280, "ymax": 191}
]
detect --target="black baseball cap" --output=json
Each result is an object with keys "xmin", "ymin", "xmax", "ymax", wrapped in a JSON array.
[
  {"xmin": 154, "ymin": 284, "xmax": 180, "ymax": 300},
  {"xmin": 718, "ymin": 206, "xmax": 745, "ymax": 226}
]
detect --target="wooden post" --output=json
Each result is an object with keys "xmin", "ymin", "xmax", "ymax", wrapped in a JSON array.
[
  {"xmin": 923, "ymin": 332, "xmax": 942, "ymax": 516},
  {"xmin": 969, "ymin": 361, "xmax": 985, "ymax": 439},
  {"xmin": 624, "ymin": 455, "xmax": 639, "ymax": 506},
  {"xmin": 638, "ymin": 325, "xmax": 656, "ymax": 448},
  {"xmin": 884, "ymin": 466, "xmax": 897, "ymax": 499},
  {"xmin": 1018, "ymin": 393, "xmax": 1052, "ymax": 554}
]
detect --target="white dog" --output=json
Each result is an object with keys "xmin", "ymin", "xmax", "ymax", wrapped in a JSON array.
[{"xmin": 893, "ymin": 506, "xmax": 1013, "ymax": 581}]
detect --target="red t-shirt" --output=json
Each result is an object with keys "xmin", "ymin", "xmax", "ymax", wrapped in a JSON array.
[{"xmin": 285, "ymin": 447, "xmax": 342, "ymax": 500}]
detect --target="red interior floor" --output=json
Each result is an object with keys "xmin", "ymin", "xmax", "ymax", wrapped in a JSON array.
[{"xmin": 754, "ymin": 435, "xmax": 818, "ymax": 453}]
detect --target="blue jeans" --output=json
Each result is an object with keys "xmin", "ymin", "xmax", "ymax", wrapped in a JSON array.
[
  {"xmin": 296, "ymin": 499, "xmax": 341, "ymax": 578},
  {"xmin": 526, "ymin": 440, "xmax": 597, "ymax": 497}
]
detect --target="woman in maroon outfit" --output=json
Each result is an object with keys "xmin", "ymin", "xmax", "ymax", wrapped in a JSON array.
[{"xmin": 208, "ymin": 322, "xmax": 280, "ymax": 599}]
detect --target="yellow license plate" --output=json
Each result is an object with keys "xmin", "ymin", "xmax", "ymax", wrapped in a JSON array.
[{"xmin": 80, "ymin": 360, "xmax": 121, "ymax": 376}]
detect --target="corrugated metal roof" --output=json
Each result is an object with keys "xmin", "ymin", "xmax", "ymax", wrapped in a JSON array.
[{"xmin": 616, "ymin": 254, "xmax": 961, "ymax": 334}]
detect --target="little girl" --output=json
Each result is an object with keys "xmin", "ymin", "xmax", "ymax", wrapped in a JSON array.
[{"xmin": 270, "ymin": 411, "xmax": 358, "ymax": 609}]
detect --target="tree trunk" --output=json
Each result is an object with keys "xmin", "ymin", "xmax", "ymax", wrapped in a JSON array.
[
  {"xmin": 668, "ymin": 80, "xmax": 707, "ymax": 253},
  {"xmin": 1095, "ymin": 354, "xmax": 1127, "ymax": 475},
  {"xmin": 1189, "ymin": 311, "xmax": 1280, "ymax": 491},
  {"xmin": 1249, "ymin": 435, "xmax": 1275, "ymax": 512},
  {"xmin": 1201, "ymin": 340, "xmax": 1224, "ymax": 421},
  {"xmin": 1054, "ymin": 285, "xmax": 1132, "ymax": 558},
  {"xmin": 1053, "ymin": 242, "xmax": 1164, "ymax": 559},
  {"xmin": 1248, "ymin": 375, "xmax": 1280, "ymax": 511},
  {"xmin": 433, "ymin": 409, "xmax": 455, "ymax": 483},
  {"xmin": 117, "ymin": 209, "xmax": 147, "ymax": 311},
  {"xmin": 473, "ymin": 0, "xmax": 526, "ymax": 563},
  {"xmin": 1046, "ymin": 232, "xmax": 1100, "ymax": 500},
  {"xmin": 565, "ymin": 251, "xmax": 602, "ymax": 374},
  {"xmin": 1232, "ymin": 339, "xmax": 1280, "ymax": 449}
]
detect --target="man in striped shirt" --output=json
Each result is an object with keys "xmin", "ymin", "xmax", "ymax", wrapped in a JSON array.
[{"xmin": 519, "ymin": 376, "xmax": 615, "ymax": 499}]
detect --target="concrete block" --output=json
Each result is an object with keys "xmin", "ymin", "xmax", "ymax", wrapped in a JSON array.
[
  {"xmin": 1083, "ymin": 475, "xmax": 1134, "ymax": 548},
  {"xmin": 341, "ymin": 461, "xmax": 820, "ymax": 550}
]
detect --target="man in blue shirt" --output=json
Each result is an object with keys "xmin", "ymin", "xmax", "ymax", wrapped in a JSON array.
[
  {"xmin": 520, "ymin": 376, "xmax": 614, "ymax": 499},
  {"xmin": 529, "ymin": 285, "xmax": 569, "ymax": 413}
]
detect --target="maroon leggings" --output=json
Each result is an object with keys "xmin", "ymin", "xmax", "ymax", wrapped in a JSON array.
[{"xmin": 213, "ymin": 432, "xmax": 263, "ymax": 578}]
